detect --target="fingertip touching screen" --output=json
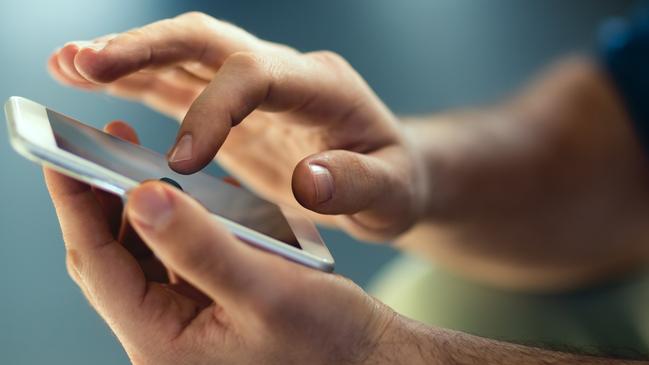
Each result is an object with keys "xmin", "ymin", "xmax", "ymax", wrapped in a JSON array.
[{"xmin": 46, "ymin": 109, "xmax": 300, "ymax": 248}]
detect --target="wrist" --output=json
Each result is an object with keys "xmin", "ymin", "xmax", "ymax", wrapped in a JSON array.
[
  {"xmin": 359, "ymin": 309, "xmax": 440, "ymax": 365},
  {"xmin": 401, "ymin": 119, "xmax": 436, "ymax": 225}
]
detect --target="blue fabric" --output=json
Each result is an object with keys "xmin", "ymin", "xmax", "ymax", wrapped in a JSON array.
[{"xmin": 600, "ymin": 5, "xmax": 649, "ymax": 155}]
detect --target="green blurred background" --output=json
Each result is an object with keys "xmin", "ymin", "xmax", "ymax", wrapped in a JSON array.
[{"xmin": 0, "ymin": 1, "xmax": 633, "ymax": 363}]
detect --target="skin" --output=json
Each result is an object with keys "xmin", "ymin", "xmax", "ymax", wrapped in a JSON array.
[
  {"xmin": 49, "ymin": 12, "xmax": 427, "ymax": 242},
  {"xmin": 45, "ymin": 11, "xmax": 649, "ymax": 363},
  {"xmin": 399, "ymin": 59, "xmax": 649, "ymax": 290},
  {"xmin": 43, "ymin": 136, "xmax": 647, "ymax": 364},
  {"xmin": 49, "ymin": 13, "xmax": 649, "ymax": 290}
]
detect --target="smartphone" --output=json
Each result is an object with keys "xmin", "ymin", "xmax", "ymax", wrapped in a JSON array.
[{"xmin": 5, "ymin": 96, "xmax": 334, "ymax": 272}]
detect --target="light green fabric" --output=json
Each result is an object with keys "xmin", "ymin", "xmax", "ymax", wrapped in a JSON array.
[{"xmin": 368, "ymin": 255, "xmax": 649, "ymax": 359}]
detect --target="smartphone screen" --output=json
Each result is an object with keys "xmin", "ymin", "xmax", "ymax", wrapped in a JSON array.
[{"xmin": 46, "ymin": 109, "xmax": 301, "ymax": 248}]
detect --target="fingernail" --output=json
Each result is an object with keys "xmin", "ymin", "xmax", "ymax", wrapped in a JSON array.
[
  {"xmin": 94, "ymin": 33, "xmax": 118, "ymax": 43},
  {"xmin": 85, "ymin": 41, "xmax": 107, "ymax": 52},
  {"xmin": 128, "ymin": 185, "xmax": 173, "ymax": 231},
  {"xmin": 65, "ymin": 40, "xmax": 91, "ymax": 48},
  {"xmin": 68, "ymin": 40, "xmax": 107, "ymax": 52},
  {"xmin": 169, "ymin": 134, "xmax": 193, "ymax": 163},
  {"xmin": 308, "ymin": 163, "xmax": 334, "ymax": 204}
]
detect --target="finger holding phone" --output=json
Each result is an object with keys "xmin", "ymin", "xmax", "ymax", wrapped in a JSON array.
[
  {"xmin": 43, "ymin": 124, "xmax": 623, "ymax": 365},
  {"xmin": 40, "ymin": 122, "xmax": 391, "ymax": 365},
  {"xmin": 26, "ymin": 11, "xmax": 429, "ymax": 363}
]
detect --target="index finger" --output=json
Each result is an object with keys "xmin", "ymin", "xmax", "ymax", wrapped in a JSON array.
[
  {"xmin": 167, "ymin": 51, "xmax": 374, "ymax": 174},
  {"xmin": 70, "ymin": 12, "xmax": 262, "ymax": 83}
]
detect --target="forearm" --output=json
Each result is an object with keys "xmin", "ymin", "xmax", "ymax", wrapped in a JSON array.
[
  {"xmin": 394, "ymin": 56, "xmax": 649, "ymax": 290},
  {"xmin": 368, "ymin": 314, "xmax": 648, "ymax": 365},
  {"xmin": 396, "ymin": 102, "xmax": 577, "ymax": 289},
  {"xmin": 400, "ymin": 58, "xmax": 611, "ymax": 227}
]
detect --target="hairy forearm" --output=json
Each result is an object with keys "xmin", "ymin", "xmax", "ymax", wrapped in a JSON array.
[{"xmin": 368, "ymin": 314, "xmax": 648, "ymax": 365}]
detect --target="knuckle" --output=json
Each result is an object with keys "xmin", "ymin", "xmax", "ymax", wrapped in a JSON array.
[
  {"xmin": 171, "ymin": 234, "xmax": 226, "ymax": 281},
  {"xmin": 225, "ymin": 51, "xmax": 264, "ymax": 73},
  {"xmin": 176, "ymin": 11, "xmax": 213, "ymax": 24},
  {"xmin": 305, "ymin": 50, "xmax": 362, "ymax": 95},
  {"xmin": 174, "ymin": 240, "xmax": 209, "ymax": 272},
  {"xmin": 65, "ymin": 249, "xmax": 83, "ymax": 283},
  {"xmin": 334, "ymin": 152, "xmax": 372, "ymax": 184},
  {"xmin": 121, "ymin": 26, "xmax": 147, "ymax": 40},
  {"xmin": 175, "ymin": 11, "xmax": 218, "ymax": 33},
  {"xmin": 116, "ymin": 28, "xmax": 150, "ymax": 49},
  {"xmin": 307, "ymin": 50, "xmax": 351, "ymax": 70},
  {"xmin": 224, "ymin": 52, "xmax": 273, "ymax": 89}
]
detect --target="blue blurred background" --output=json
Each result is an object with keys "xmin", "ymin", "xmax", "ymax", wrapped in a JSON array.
[{"xmin": 0, "ymin": 0, "xmax": 633, "ymax": 363}]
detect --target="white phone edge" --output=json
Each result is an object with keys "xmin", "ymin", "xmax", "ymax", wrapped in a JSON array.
[{"xmin": 5, "ymin": 96, "xmax": 335, "ymax": 272}]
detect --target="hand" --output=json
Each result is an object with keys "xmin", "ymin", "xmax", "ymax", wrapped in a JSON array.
[
  {"xmin": 48, "ymin": 12, "xmax": 429, "ymax": 241},
  {"xmin": 44, "ymin": 122, "xmax": 638, "ymax": 365},
  {"xmin": 48, "ymin": 12, "xmax": 649, "ymax": 290},
  {"xmin": 44, "ymin": 121, "xmax": 396, "ymax": 365}
]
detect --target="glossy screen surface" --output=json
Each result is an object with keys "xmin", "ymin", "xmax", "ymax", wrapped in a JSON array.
[{"xmin": 47, "ymin": 109, "xmax": 300, "ymax": 247}]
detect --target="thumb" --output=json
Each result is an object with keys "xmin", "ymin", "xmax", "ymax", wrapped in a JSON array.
[
  {"xmin": 292, "ymin": 148, "xmax": 419, "ymax": 238},
  {"xmin": 125, "ymin": 181, "xmax": 285, "ymax": 309}
]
